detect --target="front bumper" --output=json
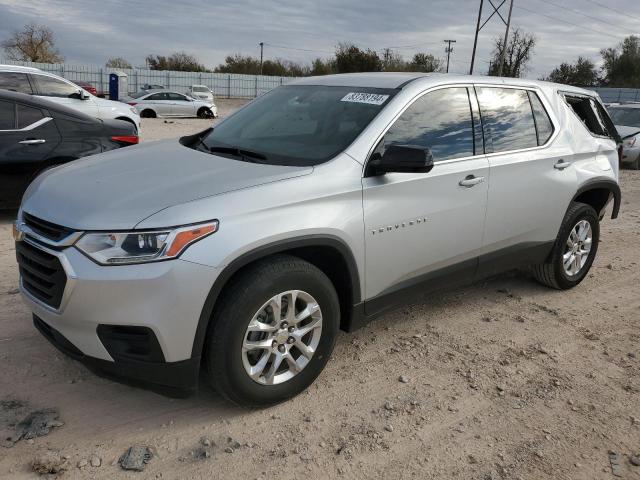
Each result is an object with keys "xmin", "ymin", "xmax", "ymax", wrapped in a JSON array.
[{"xmin": 18, "ymin": 236, "xmax": 220, "ymax": 393}]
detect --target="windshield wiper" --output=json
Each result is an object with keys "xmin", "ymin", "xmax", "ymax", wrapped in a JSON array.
[{"xmin": 207, "ymin": 145, "xmax": 268, "ymax": 163}]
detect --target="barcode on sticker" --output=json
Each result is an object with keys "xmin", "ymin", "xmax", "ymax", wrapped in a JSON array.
[{"xmin": 341, "ymin": 92, "xmax": 389, "ymax": 105}]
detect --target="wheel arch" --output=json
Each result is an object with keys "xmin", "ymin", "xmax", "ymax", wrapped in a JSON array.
[
  {"xmin": 572, "ymin": 179, "xmax": 621, "ymax": 219},
  {"xmin": 190, "ymin": 235, "xmax": 362, "ymax": 360},
  {"xmin": 114, "ymin": 116, "xmax": 138, "ymax": 130}
]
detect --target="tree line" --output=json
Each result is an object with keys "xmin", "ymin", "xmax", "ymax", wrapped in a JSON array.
[{"xmin": 2, "ymin": 23, "xmax": 639, "ymax": 87}]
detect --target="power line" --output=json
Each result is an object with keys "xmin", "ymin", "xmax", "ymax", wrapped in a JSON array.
[
  {"xmin": 583, "ymin": 0, "xmax": 640, "ymax": 24},
  {"xmin": 535, "ymin": 0, "xmax": 637, "ymax": 35},
  {"xmin": 515, "ymin": 5, "xmax": 622, "ymax": 40},
  {"xmin": 444, "ymin": 40, "xmax": 456, "ymax": 73},
  {"xmin": 262, "ymin": 43, "xmax": 333, "ymax": 55}
]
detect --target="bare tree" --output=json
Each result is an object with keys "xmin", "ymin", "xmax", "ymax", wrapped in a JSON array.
[
  {"xmin": 1, "ymin": 23, "xmax": 63, "ymax": 63},
  {"xmin": 106, "ymin": 57, "xmax": 132, "ymax": 69},
  {"xmin": 488, "ymin": 28, "xmax": 535, "ymax": 78}
]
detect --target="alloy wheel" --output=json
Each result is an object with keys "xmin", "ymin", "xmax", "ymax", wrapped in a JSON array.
[
  {"xmin": 562, "ymin": 219, "xmax": 592, "ymax": 276},
  {"xmin": 241, "ymin": 290, "xmax": 322, "ymax": 385}
]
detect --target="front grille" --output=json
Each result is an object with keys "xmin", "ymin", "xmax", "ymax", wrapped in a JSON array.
[
  {"xmin": 16, "ymin": 241, "xmax": 67, "ymax": 309},
  {"xmin": 23, "ymin": 212, "xmax": 74, "ymax": 242}
]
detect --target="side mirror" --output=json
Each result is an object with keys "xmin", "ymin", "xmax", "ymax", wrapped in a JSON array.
[
  {"xmin": 79, "ymin": 89, "xmax": 90, "ymax": 100},
  {"xmin": 368, "ymin": 144, "xmax": 434, "ymax": 176}
]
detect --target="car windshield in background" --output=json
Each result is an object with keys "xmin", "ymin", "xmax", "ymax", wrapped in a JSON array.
[
  {"xmin": 199, "ymin": 85, "xmax": 397, "ymax": 166},
  {"xmin": 130, "ymin": 90, "xmax": 152, "ymax": 99},
  {"xmin": 193, "ymin": 87, "xmax": 209, "ymax": 93},
  {"xmin": 609, "ymin": 107, "xmax": 640, "ymax": 128}
]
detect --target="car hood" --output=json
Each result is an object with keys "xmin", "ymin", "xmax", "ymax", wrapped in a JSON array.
[
  {"xmin": 21, "ymin": 140, "xmax": 313, "ymax": 230},
  {"xmin": 615, "ymin": 125, "xmax": 640, "ymax": 139}
]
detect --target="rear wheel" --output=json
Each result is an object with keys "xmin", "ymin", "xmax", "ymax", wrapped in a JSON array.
[
  {"xmin": 533, "ymin": 202, "xmax": 599, "ymax": 290},
  {"xmin": 205, "ymin": 255, "xmax": 340, "ymax": 406},
  {"xmin": 140, "ymin": 109, "xmax": 156, "ymax": 119}
]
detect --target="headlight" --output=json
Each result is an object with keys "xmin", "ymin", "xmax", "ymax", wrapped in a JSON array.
[{"xmin": 75, "ymin": 221, "xmax": 218, "ymax": 265}]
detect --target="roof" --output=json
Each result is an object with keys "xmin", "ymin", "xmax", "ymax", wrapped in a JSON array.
[
  {"xmin": 0, "ymin": 89, "xmax": 96, "ymax": 121},
  {"xmin": 288, "ymin": 72, "xmax": 598, "ymax": 96},
  {"xmin": 0, "ymin": 64, "xmax": 43, "ymax": 73}
]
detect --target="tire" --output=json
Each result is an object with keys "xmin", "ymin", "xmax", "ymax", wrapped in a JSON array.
[
  {"xmin": 205, "ymin": 254, "xmax": 340, "ymax": 406},
  {"xmin": 197, "ymin": 107, "xmax": 213, "ymax": 119},
  {"xmin": 140, "ymin": 109, "xmax": 156, "ymax": 119},
  {"xmin": 533, "ymin": 202, "xmax": 599, "ymax": 290}
]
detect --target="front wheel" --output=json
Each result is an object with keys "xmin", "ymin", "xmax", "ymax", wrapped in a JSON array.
[
  {"xmin": 533, "ymin": 202, "xmax": 599, "ymax": 290},
  {"xmin": 205, "ymin": 255, "xmax": 340, "ymax": 406},
  {"xmin": 197, "ymin": 107, "xmax": 214, "ymax": 119}
]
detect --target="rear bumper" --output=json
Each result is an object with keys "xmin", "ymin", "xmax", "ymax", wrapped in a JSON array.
[{"xmin": 34, "ymin": 314, "xmax": 199, "ymax": 396}]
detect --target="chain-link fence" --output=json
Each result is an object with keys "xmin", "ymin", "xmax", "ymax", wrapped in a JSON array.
[
  {"xmin": 1, "ymin": 59, "xmax": 302, "ymax": 98},
  {"xmin": 589, "ymin": 87, "xmax": 640, "ymax": 104}
]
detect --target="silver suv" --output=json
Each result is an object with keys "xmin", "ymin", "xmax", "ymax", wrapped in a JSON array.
[{"xmin": 14, "ymin": 73, "xmax": 621, "ymax": 405}]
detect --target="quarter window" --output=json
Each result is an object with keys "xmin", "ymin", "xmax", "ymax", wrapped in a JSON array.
[
  {"xmin": 383, "ymin": 87, "xmax": 475, "ymax": 162},
  {"xmin": 476, "ymin": 87, "xmax": 538, "ymax": 153},
  {"xmin": 564, "ymin": 94, "xmax": 615, "ymax": 139},
  {"xmin": 528, "ymin": 92, "xmax": 554, "ymax": 145},
  {"xmin": 34, "ymin": 75, "xmax": 79, "ymax": 98},
  {"xmin": 17, "ymin": 104, "xmax": 45, "ymax": 129},
  {"xmin": 0, "ymin": 72, "xmax": 33, "ymax": 94}
]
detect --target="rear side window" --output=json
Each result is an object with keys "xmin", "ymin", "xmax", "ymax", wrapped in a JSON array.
[
  {"xmin": 563, "ymin": 94, "xmax": 613, "ymax": 138},
  {"xmin": 528, "ymin": 92, "xmax": 554, "ymax": 145},
  {"xmin": 0, "ymin": 72, "xmax": 33, "ymax": 94},
  {"xmin": 0, "ymin": 100, "xmax": 16, "ymax": 129},
  {"xmin": 146, "ymin": 93, "xmax": 167, "ymax": 100},
  {"xmin": 17, "ymin": 104, "xmax": 45, "ymax": 128},
  {"xmin": 384, "ymin": 87, "xmax": 475, "ymax": 162},
  {"xmin": 476, "ymin": 87, "xmax": 538, "ymax": 153}
]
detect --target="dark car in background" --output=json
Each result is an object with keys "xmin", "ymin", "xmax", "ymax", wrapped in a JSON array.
[{"xmin": 0, "ymin": 90, "xmax": 138, "ymax": 208}]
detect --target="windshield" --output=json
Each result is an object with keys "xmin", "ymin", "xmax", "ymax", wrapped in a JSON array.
[
  {"xmin": 198, "ymin": 85, "xmax": 396, "ymax": 166},
  {"xmin": 193, "ymin": 86, "xmax": 209, "ymax": 93},
  {"xmin": 609, "ymin": 107, "xmax": 640, "ymax": 128}
]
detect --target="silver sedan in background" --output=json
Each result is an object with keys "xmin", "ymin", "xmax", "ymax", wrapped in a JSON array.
[
  {"xmin": 608, "ymin": 103, "xmax": 640, "ymax": 170},
  {"xmin": 124, "ymin": 90, "xmax": 218, "ymax": 119}
]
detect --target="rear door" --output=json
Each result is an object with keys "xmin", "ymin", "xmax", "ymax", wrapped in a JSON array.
[
  {"xmin": 477, "ymin": 86, "xmax": 573, "ymax": 272},
  {"xmin": 362, "ymin": 86, "xmax": 489, "ymax": 312},
  {"xmin": 0, "ymin": 100, "xmax": 61, "ymax": 208},
  {"xmin": 144, "ymin": 92, "xmax": 171, "ymax": 116}
]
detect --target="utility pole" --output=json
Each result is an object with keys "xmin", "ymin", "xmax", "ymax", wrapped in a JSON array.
[
  {"xmin": 497, "ymin": 0, "xmax": 514, "ymax": 77},
  {"xmin": 444, "ymin": 40, "xmax": 456, "ymax": 73},
  {"xmin": 469, "ymin": 0, "xmax": 483, "ymax": 74},
  {"xmin": 469, "ymin": 0, "xmax": 513, "ymax": 75},
  {"xmin": 259, "ymin": 42, "xmax": 264, "ymax": 75}
]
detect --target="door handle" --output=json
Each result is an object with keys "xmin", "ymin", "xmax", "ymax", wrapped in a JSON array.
[
  {"xmin": 554, "ymin": 159, "xmax": 571, "ymax": 170},
  {"xmin": 19, "ymin": 139, "xmax": 46, "ymax": 145},
  {"xmin": 459, "ymin": 175, "xmax": 485, "ymax": 187}
]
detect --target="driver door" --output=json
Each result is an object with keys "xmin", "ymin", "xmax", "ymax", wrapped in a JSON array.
[{"xmin": 362, "ymin": 86, "xmax": 489, "ymax": 314}]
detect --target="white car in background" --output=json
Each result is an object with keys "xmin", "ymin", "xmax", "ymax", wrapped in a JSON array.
[
  {"xmin": 187, "ymin": 84, "xmax": 215, "ymax": 102},
  {"xmin": 0, "ymin": 65, "xmax": 141, "ymax": 132},
  {"xmin": 608, "ymin": 103, "xmax": 640, "ymax": 170},
  {"xmin": 125, "ymin": 89, "xmax": 218, "ymax": 118}
]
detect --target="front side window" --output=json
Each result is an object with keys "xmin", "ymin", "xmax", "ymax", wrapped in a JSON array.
[
  {"xmin": 383, "ymin": 87, "xmax": 475, "ymax": 162},
  {"xmin": 0, "ymin": 100, "xmax": 16, "ymax": 129},
  {"xmin": 477, "ymin": 87, "xmax": 538, "ymax": 153},
  {"xmin": 34, "ymin": 75, "xmax": 79, "ymax": 98},
  {"xmin": 198, "ymin": 85, "xmax": 396, "ymax": 166},
  {"xmin": 167, "ymin": 92, "xmax": 188, "ymax": 101},
  {"xmin": 0, "ymin": 72, "xmax": 33, "ymax": 94},
  {"xmin": 17, "ymin": 104, "xmax": 45, "ymax": 129}
]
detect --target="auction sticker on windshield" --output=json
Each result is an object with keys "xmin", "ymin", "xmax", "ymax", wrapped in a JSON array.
[{"xmin": 341, "ymin": 92, "xmax": 390, "ymax": 105}]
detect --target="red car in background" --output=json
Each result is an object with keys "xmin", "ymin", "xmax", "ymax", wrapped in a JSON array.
[{"xmin": 75, "ymin": 80, "xmax": 98, "ymax": 96}]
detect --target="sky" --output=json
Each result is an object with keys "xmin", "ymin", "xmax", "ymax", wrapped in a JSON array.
[{"xmin": 0, "ymin": 0, "xmax": 638, "ymax": 79}]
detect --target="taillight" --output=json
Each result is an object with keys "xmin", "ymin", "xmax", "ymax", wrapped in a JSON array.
[
  {"xmin": 112, "ymin": 135, "xmax": 139, "ymax": 145},
  {"xmin": 127, "ymin": 102, "xmax": 137, "ymax": 106}
]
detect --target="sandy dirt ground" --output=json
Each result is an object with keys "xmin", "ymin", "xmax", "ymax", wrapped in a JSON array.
[
  {"xmin": 0, "ymin": 107, "xmax": 639, "ymax": 478},
  {"xmin": 137, "ymin": 98, "xmax": 250, "ymax": 142}
]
